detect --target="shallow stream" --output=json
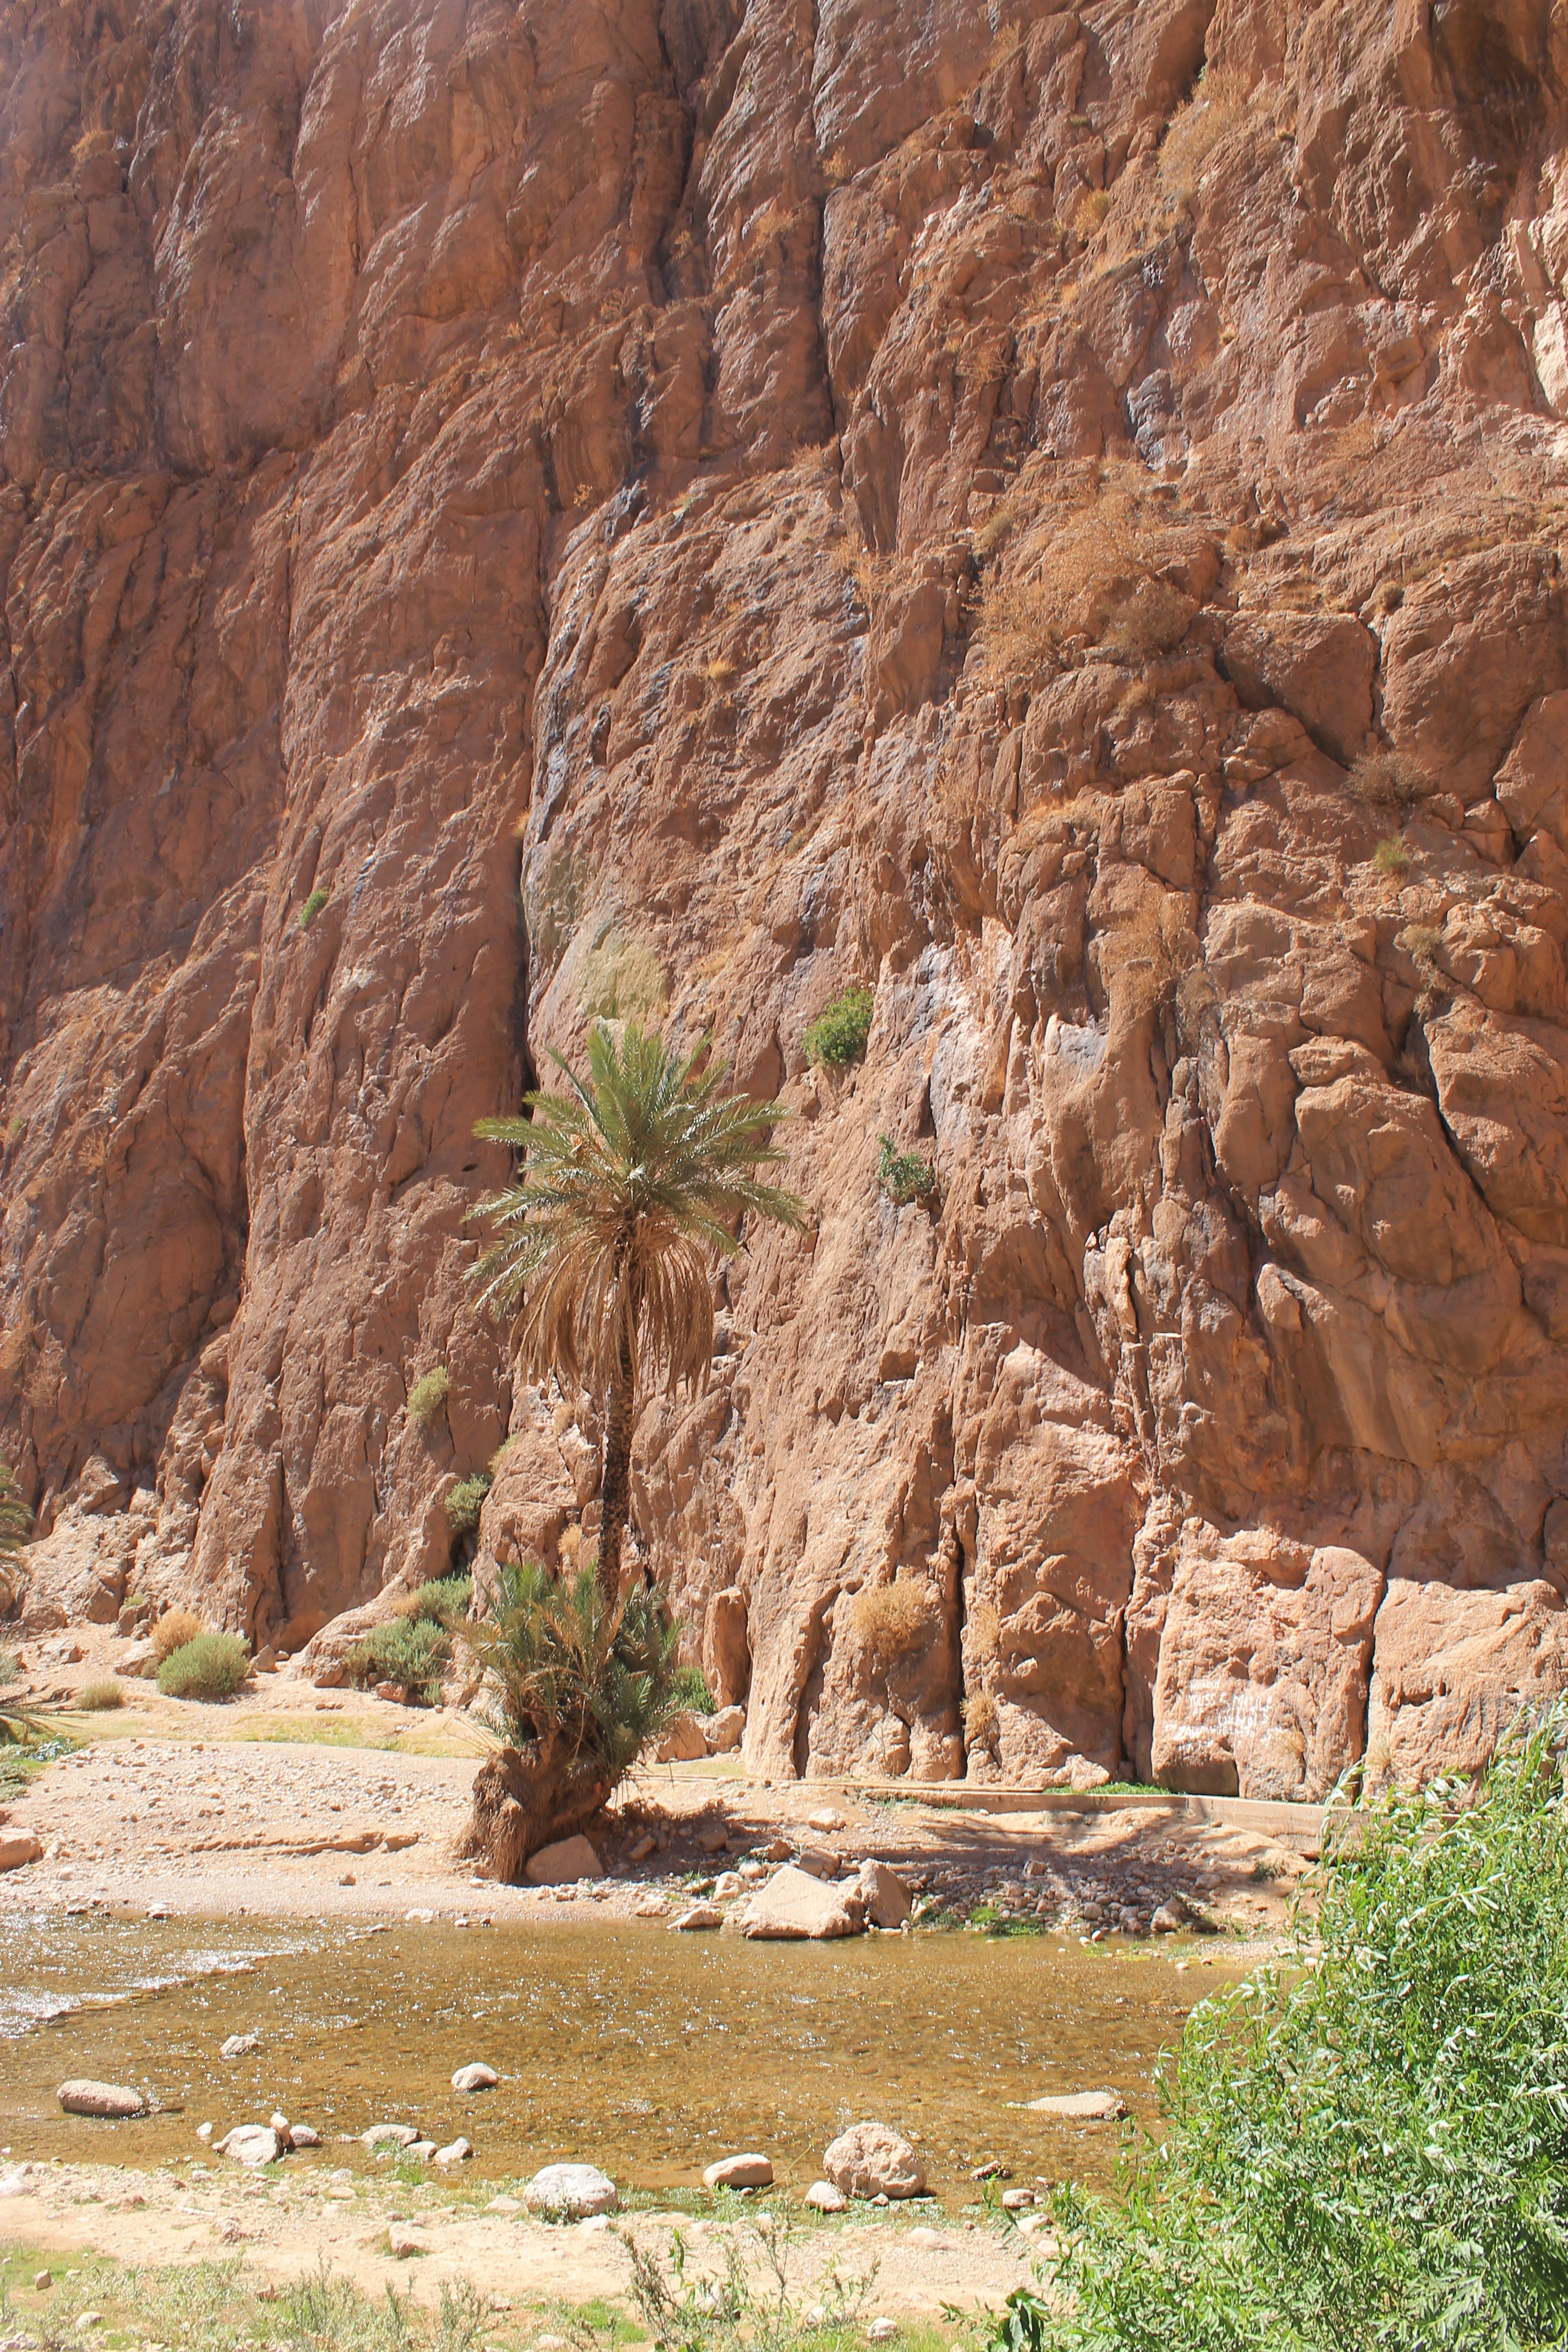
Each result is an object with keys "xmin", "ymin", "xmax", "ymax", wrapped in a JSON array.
[{"xmin": 0, "ymin": 1912, "xmax": 1235, "ymax": 2201}]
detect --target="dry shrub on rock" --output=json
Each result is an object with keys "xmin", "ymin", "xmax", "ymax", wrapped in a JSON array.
[
  {"xmin": 853, "ymin": 1580, "xmax": 935, "ymax": 1662},
  {"xmin": 1348, "ymin": 749, "xmax": 1430, "ymax": 807},
  {"xmin": 1159, "ymin": 65, "xmax": 1256, "ymax": 202},
  {"xmin": 152, "ymin": 1607, "xmax": 205, "ymax": 1663}
]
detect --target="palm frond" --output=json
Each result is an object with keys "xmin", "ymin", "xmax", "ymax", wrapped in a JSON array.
[{"xmin": 469, "ymin": 1560, "xmax": 681, "ymax": 1775}]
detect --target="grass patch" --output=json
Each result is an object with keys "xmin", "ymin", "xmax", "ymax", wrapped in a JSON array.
[
  {"xmin": 77, "ymin": 1679, "xmax": 124, "ymax": 1711},
  {"xmin": 876, "ymin": 1136, "xmax": 936, "ymax": 1206},
  {"xmin": 445, "ymin": 1471, "xmax": 492, "ymax": 1537},
  {"xmin": 804, "ymin": 985, "xmax": 874, "ymax": 1068},
  {"xmin": 997, "ymin": 1708, "xmax": 1568, "ymax": 2350},
  {"xmin": 298, "ymin": 886, "xmax": 331, "ymax": 929},
  {"xmin": 1373, "ymin": 836, "xmax": 1411, "ymax": 876},
  {"xmin": 579, "ymin": 929, "xmax": 667, "ymax": 1022},
  {"xmin": 156, "ymin": 1632, "xmax": 251, "ymax": 1701},
  {"xmin": 1349, "ymin": 749, "xmax": 1429, "ymax": 807},
  {"xmin": 853, "ymin": 1580, "xmax": 936, "ymax": 1660},
  {"xmin": 406, "ymin": 1366, "xmax": 450, "ymax": 1429},
  {"xmin": 671, "ymin": 1664, "xmax": 716, "ymax": 1714}
]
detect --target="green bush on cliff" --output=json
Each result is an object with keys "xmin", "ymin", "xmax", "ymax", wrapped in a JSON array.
[
  {"xmin": 157, "ymin": 1632, "xmax": 251, "ymax": 1701},
  {"xmin": 346, "ymin": 1616, "xmax": 451, "ymax": 1706},
  {"xmin": 993, "ymin": 1708, "xmax": 1568, "ymax": 2352},
  {"xmin": 445, "ymin": 1471, "xmax": 492, "ymax": 1537},
  {"xmin": 803, "ymin": 984, "xmax": 874, "ymax": 1068},
  {"xmin": 406, "ymin": 1366, "xmax": 450, "ymax": 1428}
]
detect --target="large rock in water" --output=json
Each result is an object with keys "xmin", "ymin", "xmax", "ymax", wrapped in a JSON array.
[
  {"xmin": 1, "ymin": 0, "xmax": 1566, "ymax": 1793},
  {"xmin": 740, "ymin": 1865, "xmax": 865, "ymax": 1941},
  {"xmin": 57, "ymin": 2082, "xmax": 146, "ymax": 2119}
]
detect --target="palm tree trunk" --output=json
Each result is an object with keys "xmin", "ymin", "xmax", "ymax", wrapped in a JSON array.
[{"xmin": 596, "ymin": 1330, "xmax": 635, "ymax": 1610}]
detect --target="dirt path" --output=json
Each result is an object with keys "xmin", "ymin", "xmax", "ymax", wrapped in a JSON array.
[{"xmin": 0, "ymin": 2158, "xmax": 1034, "ymax": 2320}]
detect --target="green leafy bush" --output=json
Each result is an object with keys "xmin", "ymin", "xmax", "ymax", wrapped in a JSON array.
[
  {"xmin": 392, "ymin": 1572, "xmax": 471, "ymax": 1631},
  {"xmin": 298, "ymin": 886, "xmax": 331, "ymax": 930},
  {"xmin": 671, "ymin": 1664, "xmax": 715, "ymax": 1714},
  {"xmin": 406, "ymin": 1366, "xmax": 450, "ymax": 1429},
  {"xmin": 346, "ymin": 1616, "xmax": 450, "ymax": 1705},
  {"xmin": 157, "ymin": 1632, "xmax": 251, "ymax": 1700},
  {"xmin": 999, "ymin": 1709, "xmax": 1568, "ymax": 2351},
  {"xmin": 876, "ymin": 1135, "xmax": 936, "ymax": 1205},
  {"xmin": 803, "ymin": 984, "xmax": 874, "ymax": 1068},
  {"xmin": 445, "ymin": 1472, "xmax": 492, "ymax": 1537}
]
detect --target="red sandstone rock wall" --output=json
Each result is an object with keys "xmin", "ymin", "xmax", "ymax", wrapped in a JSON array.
[{"xmin": 3, "ymin": 0, "xmax": 1567, "ymax": 1794}]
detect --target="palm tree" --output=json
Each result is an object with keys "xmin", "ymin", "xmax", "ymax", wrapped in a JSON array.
[{"xmin": 472, "ymin": 1022, "xmax": 804, "ymax": 1607}]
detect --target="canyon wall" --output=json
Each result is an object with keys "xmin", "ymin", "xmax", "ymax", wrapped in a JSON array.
[{"xmin": 2, "ymin": 0, "xmax": 1567, "ymax": 1795}]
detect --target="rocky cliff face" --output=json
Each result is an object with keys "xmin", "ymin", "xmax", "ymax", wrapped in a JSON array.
[{"xmin": 3, "ymin": 0, "xmax": 1567, "ymax": 1798}]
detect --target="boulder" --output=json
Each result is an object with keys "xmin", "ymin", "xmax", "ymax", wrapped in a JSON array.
[
  {"xmin": 1026, "ymin": 2090, "xmax": 1128, "ymax": 2120},
  {"xmin": 451, "ymin": 2063, "xmax": 498, "ymax": 2092},
  {"xmin": 854, "ymin": 1859, "xmax": 911, "ymax": 1929},
  {"xmin": 703, "ymin": 2153, "xmax": 774, "ymax": 2190},
  {"xmin": 741, "ymin": 1864, "xmax": 864, "ymax": 1941},
  {"xmin": 652, "ymin": 1714, "xmax": 707, "ymax": 1763},
  {"xmin": 524, "ymin": 2163, "xmax": 618, "ymax": 2220},
  {"xmin": 703, "ymin": 1587, "xmax": 752, "ymax": 1708},
  {"xmin": 117, "ymin": 1640, "xmax": 157, "ymax": 1678},
  {"xmin": 822, "ymin": 2122, "xmax": 925, "ymax": 2200},
  {"xmin": 525, "ymin": 1836, "xmax": 601, "ymax": 1886},
  {"xmin": 700, "ymin": 1705, "xmax": 746, "ymax": 1754},
  {"xmin": 804, "ymin": 2179, "xmax": 847, "ymax": 2213},
  {"xmin": 669, "ymin": 1903, "xmax": 723, "ymax": 1931},
  {"xmin": 435, "ymin": 2137, "xmax": 474, "ymax": 2164},
  {"xmin": 1151, "ymin": 1902, "xmax": 1183, "ymax": 1934},
  {"xmin": 57, "ymin": 2080, "xmax": 146, "ymax": 2119},
  {"xmin": 215, "ymin": 2125, "xmax": 282, "ymax": 2165},
  {"xmin": 0, "ymin": 1833, "xmax": 44, "ymax": 1873},
  {"xmin": 290, "ymin": 2124, "xmax": 322, "ymax": 2148}
]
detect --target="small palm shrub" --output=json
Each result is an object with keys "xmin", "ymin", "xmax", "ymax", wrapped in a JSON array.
[
  {"xmin": 157, "ymin": 1632, "xmax": 251, "ymax": 1700},
  {"xmin": 78, "ymin": 1680, "xmax": 124, "ymax": 1711},
  {"xmin": 445, "ymin": 1471, "xmax": 492, "ymax": 1537},
  {"xmin": 346, "ymin": 1617, "xmax": 450, "ymax": 1705},
  {"xmin": 671, "ymin": 1664, "xmax": 715, "ymax": 1714},
  {"xmin": 406, "ymin": 1366, "xmax": 450, "ymax": 1429},
  {"xmin": 462, "ymin": 1561, "xmax": 682, "ymax": 1876},
  {"xmin": 876, "ymin": 1135, "xmax": 936, "ymax": 1205},
  {"xmin": 153, "ymin": 1607, "xmax": 205, "ymax": 1663},
  {"xmin": 803, "ymin": 985, "xmax": 874, "ymax": 1068},
  {"xmin": 997, "ymin": 1708, "xmax": 1568, "ymax": 2351}
]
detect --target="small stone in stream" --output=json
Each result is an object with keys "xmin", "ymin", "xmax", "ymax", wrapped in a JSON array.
[
  {"xmin": 290, "ymin": 2124, "xmax": 322, "ymax": 2148},
  {"xmin": 196, "ymin": 2122, "xmax": 214, "ymax": 2142},
  {"xmin": 970, "ymin": 2160, "xmax": 1007, "ymax": 2181},
  {"xmin": 1026, "ymin": 2090, "xmax": 1128, "ymax": 2120},
  {"xmin": 703, "ymin": 2153, "xmax": 774, "ymax": 2190},
  {"xmin": 57, "ymin": 2081, "xmax": 146, "ymax": 2119},
  {"xmin": 387, "ymin": 2223, "xmax": 424, "ymax": 2257},
  {"xmin": 1151, "ymin": 1902, "xmax": 1184, "ymax": 1934},
  {"xmin": 525, "ymin": 1836, "xmax": 601, "ymax": 1886},
  {"xmin": 823, "ymin": 2122, "xmax": 926, "ymax": 2201},
  {"xmin": 269, "ymin": 2113, "xmax": 292, "ymax": 2142},
  {"xmin": 634, "ymin": 1892, "xmax": 668, "ymax": 1918},
  {"xmin": 524, "ymin": 2163, "xmax": 617, "ymax": 2220},
  {"xmin": 451, "ymin": 2064, "xmax": 498, "ymax": 2093},
  {"xmin": 627, "ymin": 1833, "xmax": 657, "ymax": 1862},
  {"xmin": 405, "ymin": 1909, "xmax": 434, "ymax": 1924},
  {"xmin": 712, "ymin": 1871, "xmax": 744, "ymax": 1901},
  {"xmin": 1001, "ymin": 2189, "xmax": 1034, "ymax": 2211},
  {"xmin": 669, "ymin": 1904, "xmax": 722, "ymax": 1932},
  {"xmin": 215, "ymin": 2126, "xmax": 281, "ymax": 2166},
  {"xmin": 220, "ymin": 2035, "xmax": 260, "ymax": 2060},
  {"xmin": 435, "ymin": 2137, "xmax": 474, "ymax": 2165},
  {"xmin": 362, "ymin": 2124, "xmax": 421, "ymax": 2149},
  {"xmin": 408, "ymin": 2141, "xmax": 438, "ymax": 2160},
  {"xmin": 808, "ymin": 1809, "xmax": 846, "ymax": 1833}
]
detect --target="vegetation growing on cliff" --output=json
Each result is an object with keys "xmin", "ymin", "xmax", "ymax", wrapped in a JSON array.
[
  {"xmin": 472, "ymin": 1023, "xmax": 803, "ymax": 1608},
  {"xmin": 406, "ymin": 1366, "xmax": 450, "ymax": 1429},
  {"xmin": 803, "ymin": 986, "xmax": 874, "ymax": 1068},
  {"xmin": 995, "ymin": 1711, "xmax": 1568, "ymax": 2351}
]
